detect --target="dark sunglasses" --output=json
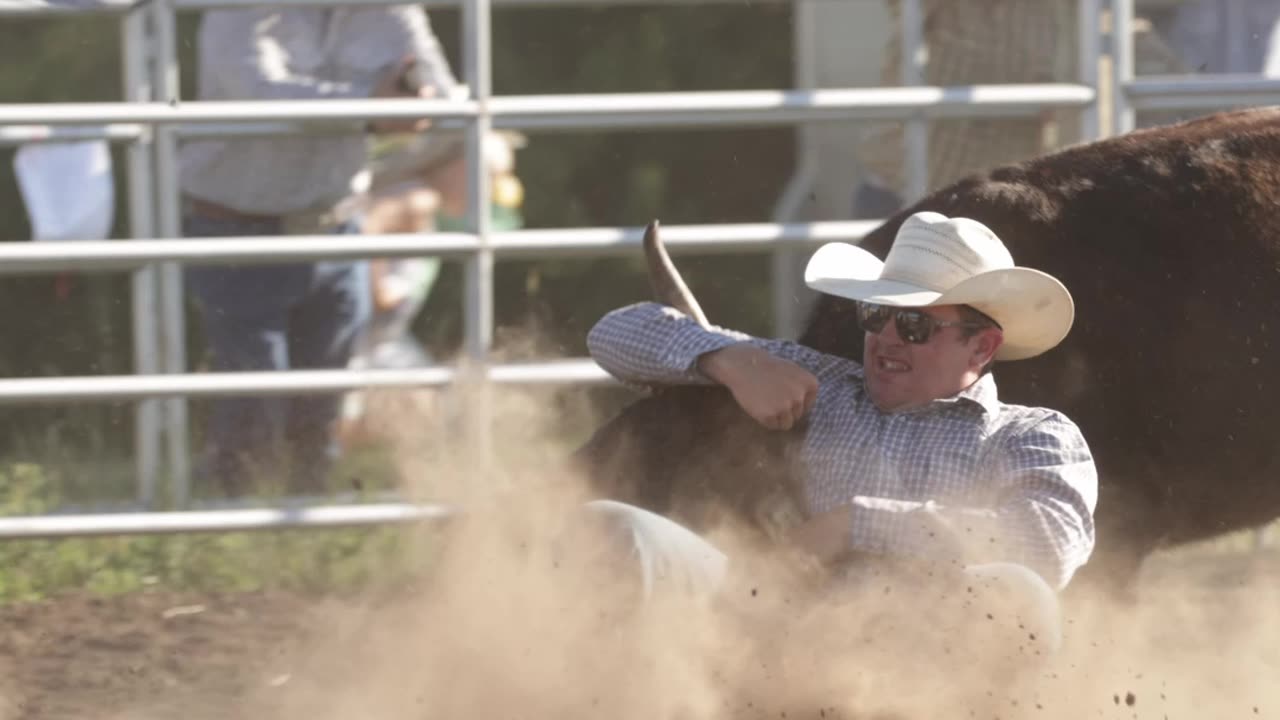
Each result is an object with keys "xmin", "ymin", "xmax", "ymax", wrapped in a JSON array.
[{"xmin": 856, "ymin": 302, "xmax": 996, "ymax": 345}]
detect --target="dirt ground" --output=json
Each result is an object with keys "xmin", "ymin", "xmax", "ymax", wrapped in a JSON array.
[
  {"xmin": 0, "ymin": 588, "xmax": 332, "ymax": 720},
  {"xmin": 1, "ymin": 539, "xmax": 1277, "ymax": 720}
]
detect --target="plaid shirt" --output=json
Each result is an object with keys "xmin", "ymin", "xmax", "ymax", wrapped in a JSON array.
[
  {"xmin": 586, "ymin": 302, "xmax": 1097, "ymax": 590},
  {"xmin": 857, "ymin": 0, "xmax": 1078, "ymax": 199}
]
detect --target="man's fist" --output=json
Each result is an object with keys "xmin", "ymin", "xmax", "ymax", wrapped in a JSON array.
[{"xmin": 698, "ymin": 343, "xmax": 819, "ymax": 431}]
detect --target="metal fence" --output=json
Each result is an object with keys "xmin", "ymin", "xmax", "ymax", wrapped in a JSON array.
[{"xmin": 0, "ymin": 0, "xmax": 1273, "ymax": 538}]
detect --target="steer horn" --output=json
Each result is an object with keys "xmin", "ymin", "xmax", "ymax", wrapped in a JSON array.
[
  {"xmin": 643, "ymin": 219, "xmax": 712, "ymax": 329},
  {"xmin": 642, "ymin": 219, "xmax": 810, "ymax": 539}
]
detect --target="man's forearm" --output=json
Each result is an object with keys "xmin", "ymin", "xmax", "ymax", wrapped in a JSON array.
[
  {"xmin": 586, "ymin": 302, "xmax": 746, "ymax": 386},
  {"xmin": 696, "ymin": 343, "xmax": 755, "ymax": 386}
]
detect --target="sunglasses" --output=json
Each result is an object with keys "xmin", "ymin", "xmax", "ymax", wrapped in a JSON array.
[{"xmin": 856, "ymin": 302, "xmax": 996, "ymax": 345}]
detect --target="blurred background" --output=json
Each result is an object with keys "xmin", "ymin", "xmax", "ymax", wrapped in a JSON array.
[
  {"xmin": 0, "ymin": 0, "xmax": 1264, "ymax": 516},
  {"xmin": 0, "ymin": 1, "xmax": 808, "ymax": 506}
]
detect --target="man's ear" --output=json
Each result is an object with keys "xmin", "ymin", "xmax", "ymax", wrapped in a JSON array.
[{"xmin": 971, "ymin": 328, "xmax": 1003, "ymax": 370}]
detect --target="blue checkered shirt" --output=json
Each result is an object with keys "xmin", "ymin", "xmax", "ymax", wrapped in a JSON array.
[{"xmin": 586, "ymin": 302, "xmax": 1098, "ymax": 590}]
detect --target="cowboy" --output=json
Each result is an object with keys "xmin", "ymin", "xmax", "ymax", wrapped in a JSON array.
[{"xmin": 579, "ymin": 211, "xmax": 1098, "ymax": 650}]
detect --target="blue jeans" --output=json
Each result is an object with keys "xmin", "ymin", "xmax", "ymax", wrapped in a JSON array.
[{"xmin": 183, "ymin": 211, "xmax": 371, "ymax": 496}]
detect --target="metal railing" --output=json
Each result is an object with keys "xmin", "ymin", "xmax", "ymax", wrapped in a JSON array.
[
  {"xmin": 3, "ymin": 0, "xmax": 1263, "ymax": 539},
  {"xmin": 1107, "ymin": 0, "xmax": 1280, "ymax": 134},
  {"xmin": 0, "ymin": 220, "xmax": 885, "ymax": 272}
]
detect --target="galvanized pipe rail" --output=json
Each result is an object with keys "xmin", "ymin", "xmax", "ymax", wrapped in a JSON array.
[
  {"xmin": 0, "ymin": 221, "xmax": 880, "ymax": 273},
  {"xmin": 0, "ymin": 85, "xmax": 1097, "ymax": 130},
  {"xmin": 1125, "ymin": 75, "xmax": 1280, "ymax": 111},
  {"xmin": 0, "ymin": 503, "xmax": 460, "ymax": 539},
  {"xmin": 0, "ymin": 360, "xmax": 611, "ymax": 404}
]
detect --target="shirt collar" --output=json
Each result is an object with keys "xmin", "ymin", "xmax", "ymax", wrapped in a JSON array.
[
  {"xmin": 955, "ymin": 373, "xmax": 1001, "ymax": 415},
  {"xmin": 848, "ymin": 366, "xmax": 1002, "ymax": 416}
]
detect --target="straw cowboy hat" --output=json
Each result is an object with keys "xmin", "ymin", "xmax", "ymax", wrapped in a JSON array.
[{"xmin": 803, "ymin": 211, "xmax": 1074, "ymax": 361}]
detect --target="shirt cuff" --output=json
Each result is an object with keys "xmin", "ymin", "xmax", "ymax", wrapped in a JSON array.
[{"xmin": 659, "ymin": 328, "xmax": 749, "ymax": 383}]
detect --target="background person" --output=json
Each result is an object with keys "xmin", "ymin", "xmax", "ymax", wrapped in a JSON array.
[{"xmin": 177, "ymin": 4, "xmax": 459, "ymax": 497}]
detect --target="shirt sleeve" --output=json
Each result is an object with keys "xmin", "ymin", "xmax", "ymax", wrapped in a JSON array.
[
  {"xmin": 390, "ymin": 6, "xmax": 460, "ymax": 97},
  {"xmin": 846, "ymin": 411, "xmax": 1098, "ymax": 591},
  {"xmin": 980, "ymin": 411, "xmax": 1098, "ymax": 589},
  {"xmin": 198, "ymin": 11, "xmax": 377, "ymax": 101},
  {"xmin": 585, "ymin": 301, "xmax": 851, "ymax": 388}
]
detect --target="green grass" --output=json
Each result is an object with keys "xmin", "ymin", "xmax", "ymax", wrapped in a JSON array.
[
  {"xmin": 0, "ymin": 459, "xmax": 441, "ymax": 605},
  {"xmin": 0, "ymin": 387, "xmax": 609, "ymax": 605},
  {"xmin": 0, "ymin": 524, "xmax": 430, "ymax": 604}
]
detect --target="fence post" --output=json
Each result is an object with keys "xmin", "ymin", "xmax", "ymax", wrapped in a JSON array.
[
  {"xmin": 122, "ymin": 5, "xmax": 163, "ymax": 509},
  {"xmin": 148, "ymin": 0, "xmax": 193, "ymax": 508},
  {"xmin": 1110, "ymin": 0, "xmax": 1136, "ymax": 135},
  {"xmin": 770, "ymin": 0, "xmax": 817, "ymax": 341},
  {"xmin": 899, "ymin": 0, "xmax": 928, "ymax": 204},
  {"xmin": 463, "ymin": 0, "xmax": 496, "ymax": 464},
  {"xmin": 1077, "ymin": 0, "xmax": 1102, "ymax": 142}
]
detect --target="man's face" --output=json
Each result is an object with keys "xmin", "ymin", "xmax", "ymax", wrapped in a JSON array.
[{"xmin": 861, "ymin": 304, "xmax": 1001, "ymax": 412}]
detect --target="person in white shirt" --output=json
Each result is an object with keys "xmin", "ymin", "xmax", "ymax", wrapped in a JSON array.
[{"xmin": 178, "ymin": 5, "xmax": 457, "ymax": 496}]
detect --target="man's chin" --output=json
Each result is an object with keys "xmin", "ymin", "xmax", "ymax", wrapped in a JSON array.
[
  {"xmin": 867, "ymin": 378, "xmax": 920, "ymax": 413},
  {"xmin": 866, "ymin": 382, "xmax": 899, "ymax": 412}
]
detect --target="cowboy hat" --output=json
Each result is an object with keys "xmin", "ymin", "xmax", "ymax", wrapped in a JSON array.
[{"xmin": 803, "ymin": 211, "xmax": 1074, "ymax": 361}]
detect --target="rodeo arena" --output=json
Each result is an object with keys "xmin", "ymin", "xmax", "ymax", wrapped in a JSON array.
[{"xmin": 4, "ymin": 0, "xmax": 1280, "ymax": 717}]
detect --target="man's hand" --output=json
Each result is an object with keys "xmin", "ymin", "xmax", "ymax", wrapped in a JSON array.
[
  {"xmin": 698, "ymin": 343, "xmax": 818, "ymax": 431},
  {"xmin": 369, "ymin": 56, "xmax": 436, "ymax": 135}
]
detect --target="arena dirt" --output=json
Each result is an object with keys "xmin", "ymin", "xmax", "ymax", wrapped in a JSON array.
[{"xmin": 2, "ymin": 379, "xmax": 1276, "ymax": 720}]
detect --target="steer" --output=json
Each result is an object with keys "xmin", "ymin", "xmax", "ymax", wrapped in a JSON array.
[{"xmin": 573, "ymin": 106, "xmax": 1280, "ymax": 598}]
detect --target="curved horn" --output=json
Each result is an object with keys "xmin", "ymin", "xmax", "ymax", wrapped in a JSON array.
[{"xmin": 643, "ymin": 219, "xmax": 712, "ymax": 329}]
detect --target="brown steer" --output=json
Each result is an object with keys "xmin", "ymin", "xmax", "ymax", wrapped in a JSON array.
[{"xmin": 574, "ymin": 107, "xmax": 1280, "ymax": 599}]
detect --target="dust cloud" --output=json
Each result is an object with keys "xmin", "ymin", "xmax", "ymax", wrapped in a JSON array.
[
  {"xmin": 228, "ymin": 361, "xmax": 1280, "ymax": 720},
  {"xmin": 2, "ymin": 346, "xmax": 1277, "ymax": 720}
]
